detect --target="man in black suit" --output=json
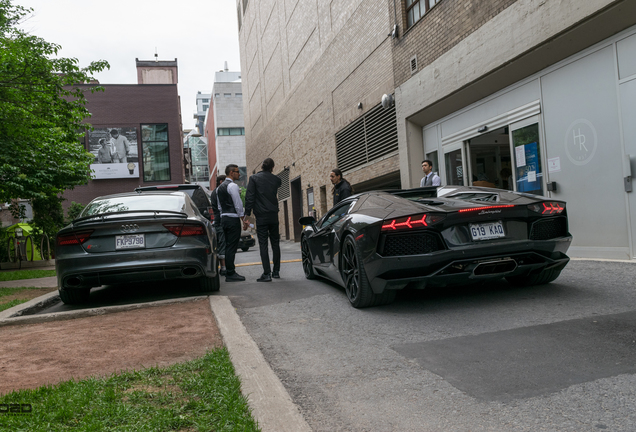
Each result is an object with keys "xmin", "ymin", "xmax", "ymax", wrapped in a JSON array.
[{"xmin": 244, "ymin": 158, "xmax": 282, "ymax": 282}]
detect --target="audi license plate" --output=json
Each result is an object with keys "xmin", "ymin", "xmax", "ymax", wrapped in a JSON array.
[
  {"xmin": 115, "ymin": 234, "xmax": 145, "ymax": 249},
  {"xmin": 470, "ymin": 221, "xmax": 505, "ymax": 241}
]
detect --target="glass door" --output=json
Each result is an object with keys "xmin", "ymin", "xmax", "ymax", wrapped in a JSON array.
[
  {"xmin": 465, "ymin": 127, "xmax": 513, "ymax": 190},
  {"xmin": 509, "ymin": 117, "xmax": 544, "ymax": 195},
  {"xmin": 443, "ymin": 142, "xmax": 467, "ymax": 186}
]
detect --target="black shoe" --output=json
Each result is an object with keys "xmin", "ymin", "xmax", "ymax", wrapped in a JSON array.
[
  {"xmin": 225, "ymin": 273, "xmax": 246, "ymax": 282},
  {"xmin": 272, "ymin": 271, "xmax": 280, "ymax": 279},
  {"xmin": 220, "ymin": 268, "xmax": 227, "ymax": 276},
  {"xmin": 257, "ymin": 273, "xmax": 272, "ymax": 282}
]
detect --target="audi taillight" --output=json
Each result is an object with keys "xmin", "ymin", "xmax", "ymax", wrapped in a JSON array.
[
  {"xmin": 163, "ymin": 224, "xmax": 206, "ymax": 237},
  {"xmin": 381, "ymin": 213, "xmax": 445, "ymax": 231},
  {"xmin": 57, "ymin": 230, "xmax": 94, "ymax": 246},
  {"xmin": 528, "ymin": 202, "xmax": 565, "ymax": 215}
]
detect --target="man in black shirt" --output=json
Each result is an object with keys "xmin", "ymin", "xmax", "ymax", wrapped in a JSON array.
[
  {"xmin": 209, "ymin": 174, "xmax": 227, "ymax": 275},
  {"xmin": 244, "ymin": 158, "xmax": 282, "ymax": 282},
  {"xmin": 330, "ymin": 168, "xmax": 353, "ymax": 205}
]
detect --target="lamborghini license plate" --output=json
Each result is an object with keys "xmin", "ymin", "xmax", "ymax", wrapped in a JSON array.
[
  {"xmin": 115, "ymin": 234, "xmax": 145, "ymax": 249},
  {"xmin": 470, "ymin": 221, "xmax": 505, "ymax": 241}
]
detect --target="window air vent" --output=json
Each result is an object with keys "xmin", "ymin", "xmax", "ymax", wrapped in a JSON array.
[
  {"xmin": 335, "ymin": 102, "xmax": 398, "ymax": 172},
  {"xmin": 410, "ymin": 55, "xmax": 418, "ymax": 75},
  {"xmin": 277, "ymin": 169, "xmax": 290, "ymax": 201}
]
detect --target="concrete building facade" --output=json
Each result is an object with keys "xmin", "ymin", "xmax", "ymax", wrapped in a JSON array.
[
  {"xmin": 209, "ymin": 68, "xmax": 246, "ymax": 187},
  {"xmin": 194, "ymin": 91, "xmax": 211, "ymax": 135}
]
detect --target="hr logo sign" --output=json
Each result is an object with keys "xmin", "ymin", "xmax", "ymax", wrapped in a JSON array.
[
  {"xmin": 572, "ymin": 129, "xmax": 587, "ymax": 152},
  {"xmin": 564, "ymin": 119, "xmax": 597, "ymax": 166}
]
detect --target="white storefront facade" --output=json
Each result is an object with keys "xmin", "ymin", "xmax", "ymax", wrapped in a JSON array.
[{"xmin": 397, "ymin": 1, "xmax": 636, "ymax": 260}]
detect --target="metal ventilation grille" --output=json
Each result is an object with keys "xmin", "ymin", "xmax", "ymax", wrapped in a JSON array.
[
  {"xmin": 335, "ymin": 103, "xmax": 398, "ymax": 172},
  {"xmin": 530, "ymin": 217, "xmax": 567, "ymax": 240},
  {"xmin": 380, "ymin": 231, "xmax": 444, "ymax": 256},
  {"xmin": 410, "ymin": 55, "xmax": 418, "ymax": 74},
  {"xmin": 277, "ymin": 169, "xmax": 290, "ymax": 201}
]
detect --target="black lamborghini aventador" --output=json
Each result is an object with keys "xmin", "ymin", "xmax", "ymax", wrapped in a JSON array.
[{"xmin": 299, "ymin": 186, "xmax": 572, "ymax": 308}]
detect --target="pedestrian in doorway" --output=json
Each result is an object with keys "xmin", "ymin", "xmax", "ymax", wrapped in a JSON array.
[
  {"xmin": 244, "ymin": 158, "xmax": 282, "ymax": 282},
  {"xmin": 330, "ymin": 168, "xmax": 353, "ymax": 205},
  {"xmin": 216, "ymin": 164, "xmax": 247, "ymax": 282},
  {"xmin": 209, "ymin": 174, "xmax": 227, "ymax": 275},
  {"xmin": 420, "ymin": 160, "xmax": 441, "ymax": 187}
]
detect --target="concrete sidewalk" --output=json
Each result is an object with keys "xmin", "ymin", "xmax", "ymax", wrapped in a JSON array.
[{"xmin": 0, "ymin": 255, "xmax": 310, "ymax": 431}]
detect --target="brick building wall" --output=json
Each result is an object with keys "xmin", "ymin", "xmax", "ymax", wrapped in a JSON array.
[
  {"xmin": 62, "ymin": 84, "xmax": 183, "ymax": 209},
  {"xmin": 392, "ymin": 0, "xmax": 517, "ymax": 88},
  {"xmin": 238, "ymin": 0, "xmax": 398, "ymax": 238}
]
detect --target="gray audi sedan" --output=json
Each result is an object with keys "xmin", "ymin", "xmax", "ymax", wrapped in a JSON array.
[{"xmin": 55, "ymin": 191, "xmax": 219, "ymax": 305}]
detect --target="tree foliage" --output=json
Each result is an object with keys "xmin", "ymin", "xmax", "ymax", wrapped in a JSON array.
[
  {"xmin": 65, "ymin": 201, "xmax": 85, "ymax": 224},
  {"xmin": 0, "ymin": 0, "xmax": 109, "ymax": 202},
  {"xmin": 30, "ymin": 194, "xmax": 65, "ymax": 240}
]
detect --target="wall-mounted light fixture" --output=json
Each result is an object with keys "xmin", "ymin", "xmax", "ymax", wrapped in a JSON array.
[
  {"xmin": 357, "ymin": 102, "xmax": 363, "ymax": 110},
  {"xmin": 388, "ymin": 24, "xmax": 398, "ymax": 39},
  {"xmin": 292, "ymin": 162, "xmax": 296, "ymax": 167},
  {"xmin": 284, "ymin": 166, "xmax": 290, "ymax": 171},
  {"xmin": 478, "ymin": 126, "xmax": 488, "ymax": 133}
]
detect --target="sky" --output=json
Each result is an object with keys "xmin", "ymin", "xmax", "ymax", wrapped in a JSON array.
[{"xmin": 14, "ymin": 0, "xmax": 242, "ymax": 129}]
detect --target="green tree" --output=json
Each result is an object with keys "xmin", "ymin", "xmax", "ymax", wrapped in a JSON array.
[
  {"xmin": 0, "ymin": 0, "xmax": 109, "ymax": 203},
  {"xmin": 65, "ymin": 201, "xmax": 85, "ymax": 224}
]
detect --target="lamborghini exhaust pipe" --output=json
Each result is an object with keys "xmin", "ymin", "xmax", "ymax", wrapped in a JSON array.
[{"xmin": 473, "ymin": 259, "xmax": 517, "ymax": 276}]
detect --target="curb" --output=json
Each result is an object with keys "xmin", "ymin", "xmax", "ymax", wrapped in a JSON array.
[
  {"xmin": 209, "ymin": 296, "xmax": 312, "ymax": 432},
  {"xmin": 0, "ymin": 290, "xmax": 60, "ymax": 321},
  {"xmin": 0, "ymin": 295, "xmax": 209, "ymax": 328}
]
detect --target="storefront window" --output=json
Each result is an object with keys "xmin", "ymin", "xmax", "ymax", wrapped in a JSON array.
[
  {"xmin": 512, "ymin": 123, "xmax": 544, "ymax": 195},
  {"xmin": 141, "ymin": 124, "xmax": 170, "ymax": 182},
  {"xmin": 445, "ymin": 148, "xmax": 464, "ymax": 186}
]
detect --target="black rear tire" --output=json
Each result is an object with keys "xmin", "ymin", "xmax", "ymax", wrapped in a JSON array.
[
  {"xmin": 196, "ymin": 272, "xmax": 220, "ymax": 292},
  {"xmin": 301, "ymin": 237, "xmax": 316, "ymax": 279},
  {"xmin": 241, "ymin": 247, "xmax": 249, "ymax": 252},
  {"xmin": 506, "ymin": 268, "xmax": 562, "ymax": 287},
  {"xmin": 59, "ymin": 288, "xmax": 91, "ymax": 305},
  {"xmin": 341, "ymin": 235, "xmax": 396, "ymax": 308}
]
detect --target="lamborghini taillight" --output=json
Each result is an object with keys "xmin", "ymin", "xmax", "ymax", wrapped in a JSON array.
[
  {"xmin": 458, "ymin": 205, "xmax": 515, "ymax": 213},
  {"xmin": 528, "ymin": 202, "xmax": 565, "ymax": 215},
  {"xmin": 381, "ymin": 213, "xmax": 445, "ymax": 231}
]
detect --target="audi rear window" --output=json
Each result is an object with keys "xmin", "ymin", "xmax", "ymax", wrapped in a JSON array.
[{"xmin": 82, "ymin": 195, "xmax": 187, "ymax": 216}]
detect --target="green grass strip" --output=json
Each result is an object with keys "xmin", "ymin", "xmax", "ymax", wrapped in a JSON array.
[
  {"xmin": 0, "ymin": 348, "xmax": 260, "ymax": 431},
  {"xmin": 0, "ymin": 287, "xmax": 45, "ymax": 299},
  {"xmin": 0, "ymin": 270, "xmax": 56, "ymax": 282},
  {"xmin": 0, "ymin": 298, "xmax": 29, "ymax": 312}
]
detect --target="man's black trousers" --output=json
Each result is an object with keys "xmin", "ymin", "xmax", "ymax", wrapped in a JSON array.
[
  {"xmin": 221, "ymin": 217, "xmax": 242, "ymax": 275},
  {"xmin": 256, "ymin": 219, "xmax": 281, "ymax": 275}
]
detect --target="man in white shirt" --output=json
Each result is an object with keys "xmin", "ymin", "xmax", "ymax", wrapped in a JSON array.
[
  {"xmin": 217, "ymin": 164, "xmax": 247, "ymax": 282},
  {"xmin": 420, "ymin": 160, "xmax": 441, "ymax": 187}
]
